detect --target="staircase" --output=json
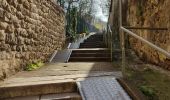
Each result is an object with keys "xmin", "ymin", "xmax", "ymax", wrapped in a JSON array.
[
  {"xmin": 79, "ymin": 34, "xmax": 105, "ymax": 48},
  {"xmin": 69, "ymin": 33, "xmax": 111, "ymax": 62}
]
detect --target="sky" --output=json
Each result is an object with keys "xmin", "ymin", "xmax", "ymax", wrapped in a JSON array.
[{"xmin": 92, "ymin": 0, "xmax": 109, "ymax": 22}]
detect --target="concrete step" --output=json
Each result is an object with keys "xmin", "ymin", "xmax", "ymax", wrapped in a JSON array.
[
  {"xmin": 0, "ymin": 81, "xmax": 77, "ymax": 99},
  {"xmin": 80, "ymin": 44, "xmax": 105, "ymax": 46},
  {"xmin": 79, "ymin": 46, "xmax": 106, "ymax": 48},
  {"xmin": 41, "ymin": 93, "xmax": 82, "ymax": 100},
  {"xmin": 79, "ymin": 45, "xmax": 105, "ymax": 47},
  {"xmin": 5, "ymin": 93, "xmax": 82, "ymax": 100},
  {"xmin": 69, "ymin": 57, "xmax": 111, "ymax": 62},
  {"xmin": 82, "ymin": 42, "xmax": 104, "ymax": 44},
  {"xmin": 85, "ymin": 36, "xmax": 103, "ymax": 38},
  {"xmin": 84, "ymin": 40, "xmax": 103, "ymax": 42},
  {"xmin": 70, "ymin": 53, "xmax": 110, "ymax": 57},
  {"xmin": 72, "ymin": 50, "xmax": 110, "ymax": 53}
]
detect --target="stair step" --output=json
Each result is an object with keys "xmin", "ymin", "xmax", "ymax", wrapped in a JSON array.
[
  {"xmin": 80, "ymin": 44, "xmax": 105, "ymax": 46},
  {"xmin": 79, "ymin": 46, "xmax": 106, "ymax": 48},
  {"xmin": 41, "ymin": 93, "xmax": 82, "ymax": 100},
  {"xmin": 0, "ymin": 81, "xmax": 77, "ymax": 99},
  {"xmin": 69, "ymin": 57, "xmax": 111, "ymax": 62},
  {"xmin": 71, "ymin": 53, "xmax": 110, "ymax": 57},
  {"xmin": 72, "ymin": 50, "xmax": 110, "ymax": 53},
  {"xmin": 79, "ymin": 45, "xmax": 105, "ymax": 47},
  {"xmin": 6, "ymin": 93, "xmax": 82, "ymax": 100},
  {"xmin": 82, "ymin": 42, "xmax": 104, "ymax": 44},
  {"xmin": 84, "ymin": 40, "xmax": 103, "ymax": 41}
]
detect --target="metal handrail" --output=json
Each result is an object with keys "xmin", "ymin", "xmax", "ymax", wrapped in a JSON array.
[
  {"xmin": 108, "ymin": 25, "xmax": 113, "ymax": 61},
  {"xmin": 124, "ymin": 26, "xmax": 168, "ymax": 30},
  {"xmin": 104, "ymin": 25, "xmax": 113, "ymax": 61},
  {"xmin": 108, "ymin": 25, "xmax": 112, "ymax": 33},
  {"xmin": 121, "ymin": 27, "xmax": 170, "ymax": 58},
  {"xmin": 119, "ymin": 0, "xmax": 170, "ymax": 58},
  {"xmin": 117, "ymin": 0, "xmax": 170, "ymax": 77}
]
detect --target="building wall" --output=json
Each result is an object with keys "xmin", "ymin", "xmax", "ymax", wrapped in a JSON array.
[{"xmin": 0, "ymin": 0, "xmax": 65, "ymax": 80}]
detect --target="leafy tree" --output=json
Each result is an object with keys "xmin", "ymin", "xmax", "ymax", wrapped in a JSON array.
[{"xmin": 56, "ymin": 0, "xmax": 106, "ymax": 40}]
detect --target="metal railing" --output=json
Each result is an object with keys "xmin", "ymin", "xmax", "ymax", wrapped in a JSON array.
[
  {"xmin": 108, "ymin": 25, "xmax": 113, "ymax": 61},
  {"xmin": 103, "ymin": 24, "xmax": 113, "ymax": 61},
  {"xmin": 118, "ymin": 0, "xmax": 170, "ymax": 77}
]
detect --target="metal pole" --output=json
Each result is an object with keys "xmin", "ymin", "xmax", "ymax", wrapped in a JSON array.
[
  {"xmin": 123, "ymin": 26, "xmax": 168, "ymax": 30},
  {"xmin": 119, "ymin": 0, "xmax": 126, "ymax": 77},
  {"xmin": 108, "ymin": 25, "xmax": 113, "ymax": 61},
  {"xmin": 119, "ymin": 0, "xmax": 122, "ymax": 26},
  {"xmin": 111, "ymin": 30, "xmax": 113, "ymax": 61}
]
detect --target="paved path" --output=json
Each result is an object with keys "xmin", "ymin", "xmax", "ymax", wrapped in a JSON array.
[{"xmin": 0, "ymin": 62, "xmax": 122, "ymax": 87}]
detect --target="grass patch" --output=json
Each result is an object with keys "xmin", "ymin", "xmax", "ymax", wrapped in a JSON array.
[
  {"xmin": 125, "ymin": 66, "xmax": 170, "ymax": 100},
  {"xmin": 139, "ymin": 85, "xmax": 155, "ymax": 98},
  {"xmin": 25, "ymin": 61, "xmax": 44, "ymax": 71}
]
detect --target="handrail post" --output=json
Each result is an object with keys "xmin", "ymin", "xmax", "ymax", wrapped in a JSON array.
[
  {"xmin": 119, "ymin": 0, "xmax": 126, "ymax": 78},
  {"xmin": 110, "ymin": 27, "xmax": 113, "ymax": 61}
]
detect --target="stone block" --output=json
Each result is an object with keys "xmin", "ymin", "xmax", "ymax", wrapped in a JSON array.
[
  {"xmin": 0, "ymin": 22, "xmax": 8, "ymax": 30},
  {"xmin": 28, "ymin": 0, "xmax": 33, "ymax": 3},
  {"xmin": 16, "ymin": 11, "xmax": 24, "ymax": 19},
  {"xmin": 17, "ymin": 36, "xmax": 24, "ymax": 45},
  {"xmin": 3, "ymin": 11, "xmax": 13, "ymax": 23},
  {"xmin": 23, "ymin": 0, "xmax": 30, "ymax": 9},
  {"xmin": 30, "ymin": 3, "xmax": 38, "ymax": 13},
  {"xmin": 0, "ymin": 30, "xmax": 5, "ymax": 41},
  {"xmin": 12, "ymin": 0, "xmax": 18, "ymax": 8},
  {"xmin": 0, "ymin": 42, "xmax": 7, "ymax": 51},
  {"xmin": 15, "ymin": 52, "xmax": 22, "ymax": 58},
  {"xmin": 11, "ymin": 15, "xmax": 18, "ymax": 24},
  {"xmin": 10, "ymin": 6, "xmax": 17, "ymax": 15},
  {"xmin": 11, "ymin": 45, "xmax": 16, "ymax": 51},
  {"xmin": 16, "ymin": 45, "xmax": 22, "ymax": 52},
  {"xmin": 5, "ymin": 4, "xmax": 12, "ymax": 13},
  {"xmin": 17, "ymin": 4, "xmax": 23, "ymax": 12},
  {"xmin": 18, "ymin": 0, "xmax": 26, "ymax": 4},
  {"xmin": 0, "ymin": 8, "xmax": 4, "ymax": 18},
  {"xmin": 22, "ymin": 8, "xmax": 30, "ymax": 16},
  {"xmin": 0, "ymin": 0, "xmax": 8, "ymax": 8},
  {"xmin": 6, "ymin": 24, "xmax": 15, "ymax": 33}
]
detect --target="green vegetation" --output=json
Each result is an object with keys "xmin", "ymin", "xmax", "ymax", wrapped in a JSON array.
[
  {"xmin": 126, "ymin": 66, "xmax": 170, "ymax": 100},
  {"xmin": 57, "ymin": 0, "xmax": 101, "ymax": 41},
  {"xmin": 139, "ymin": 85, "xmax": 155, "ymax": 98},
  {"xmin": 25, "ymin": 61, "xmax": 44, "ymax": 71}
]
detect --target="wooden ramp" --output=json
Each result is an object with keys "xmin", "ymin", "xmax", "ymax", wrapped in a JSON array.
[{"xmin": 77, "ymin": 77, "xmax": 131, "ymax": 100}]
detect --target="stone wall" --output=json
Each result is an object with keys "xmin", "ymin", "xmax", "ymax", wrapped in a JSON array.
[
  {"xmin": 0, "ymin": 0, "xmax": 65, "ymax": 80},
  {"xmin": 127, "ymin": 0, "xmax": 170, "ymax": 70}
]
